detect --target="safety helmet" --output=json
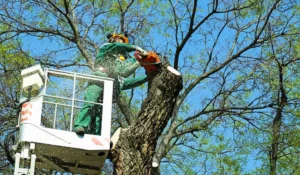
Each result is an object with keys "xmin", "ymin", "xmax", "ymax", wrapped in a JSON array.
[{"xmin": 107, "ymin": 33, "xmax": 129, "ymax": 43}]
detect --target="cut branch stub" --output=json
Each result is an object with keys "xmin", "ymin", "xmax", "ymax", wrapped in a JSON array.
[{"xmin": 111, "ymin": 63, "xmax": 182, "ymax": 175}]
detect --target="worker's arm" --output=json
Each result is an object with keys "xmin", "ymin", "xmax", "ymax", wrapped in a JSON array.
[
  {"xmin": 96, "ymin": 43, "xmax": 147, "ymax": 58},
  {"xmin": 115, "ymin": 58, "xmax": 141, "ymax": 77},
  {"xmin": 95, "ymin": 43, "xmax": 147, "ymax": 77},
  {"xmin": 96, "ymin": 43, "xmax": 135, "ymax": 58}
]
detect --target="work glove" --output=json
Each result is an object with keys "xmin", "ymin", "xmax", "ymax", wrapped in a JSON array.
[
  {"xmin": 134, "ymin": 51, "xmax": 144, "ymax": 62},
  {"xmin": 135, "ymin": 46, "xmax": 148, "ymax": 57}
]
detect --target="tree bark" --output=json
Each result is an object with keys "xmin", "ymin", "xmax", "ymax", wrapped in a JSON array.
[
  {"xmin": 269, "ymin": 64, "xmax": 287, "ymax": 175},
  {"xmin": 111, "ymin": 64, "xmax": 182, "ymax": 175}
]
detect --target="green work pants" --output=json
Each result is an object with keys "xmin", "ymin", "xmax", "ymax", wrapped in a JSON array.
[{"xmin": 74, "ymin": 76, "xmax": 147, "ymax": 135}]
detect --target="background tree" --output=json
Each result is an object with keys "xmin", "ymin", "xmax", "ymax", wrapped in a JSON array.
[
  {"xmin": 0, "ymin": 40, "xmax": 34, "ymax": 174},
  {"xmin": 0, "ymin": 0, "xmax": 299, "ymax": 174}
]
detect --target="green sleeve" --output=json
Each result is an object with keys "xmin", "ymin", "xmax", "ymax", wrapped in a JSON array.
[
  {"xmin": 115, "ymin": 60, "xmax": 140, "ymax": 77},
  {"xmin": 126, "ymin": 58, "xmax": 137, "ymax": 63},
  {"xmin": 97, "ymin": 43, "xmax": 136, "ymax": 58},
  {"xmin": 111, "ymin": 43, "xmax": 136, "ymax": 52}
]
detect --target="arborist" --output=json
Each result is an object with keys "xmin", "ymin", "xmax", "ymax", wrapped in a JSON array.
[{"xmin": 74, "ymin": 33, "xmax": 150, "ymax": 136}]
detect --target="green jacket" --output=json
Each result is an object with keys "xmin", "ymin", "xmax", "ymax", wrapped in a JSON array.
[{"xmin": 95, "ymin": 42, "xmax": 140, "ymax": 78}]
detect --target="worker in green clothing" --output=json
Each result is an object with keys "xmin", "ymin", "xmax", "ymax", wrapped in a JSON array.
[{"xmin": 74, "ymin": 33, "xmax": 148, "ymax": 136}]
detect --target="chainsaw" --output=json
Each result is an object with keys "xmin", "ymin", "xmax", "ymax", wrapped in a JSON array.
[{"xmin": 134, "ymin": 51, "xmax": 163, "ymax": 73}]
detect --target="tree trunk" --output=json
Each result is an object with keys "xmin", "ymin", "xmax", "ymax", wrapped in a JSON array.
[
  {"xmin": 269, "ymin": 65, "xmax": 287, "ymax": 175},
  {"xmin": 270, "ymin": 109, "xmax": 281, "ymax": 175},
  {"xmin": 111, "ymin": 64, "xmax": 182, "ymax": 175}
]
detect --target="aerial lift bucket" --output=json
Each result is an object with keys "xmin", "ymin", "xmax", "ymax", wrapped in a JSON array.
[{"xmin": 13, "ymin": 65, "xmax": 114, "ymax": 175}]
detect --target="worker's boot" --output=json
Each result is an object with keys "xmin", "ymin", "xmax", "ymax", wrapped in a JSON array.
[{"xmin": 74, "ymin": 127, "xmax": 85, "ymax": 136}]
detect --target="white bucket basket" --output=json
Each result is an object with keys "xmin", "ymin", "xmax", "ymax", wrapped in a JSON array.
[{"xmin": 15, "ymin": 66, "xmax": 114, "ymax": 175}]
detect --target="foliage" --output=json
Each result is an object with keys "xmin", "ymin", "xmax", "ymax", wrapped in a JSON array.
[
  {"xmin": 0, "ymin": 40, "xmax": 34, "ymax": 173},
  {"xmin": 0, "ymin": 0, "xmax": 299, "ymax": 174}
]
